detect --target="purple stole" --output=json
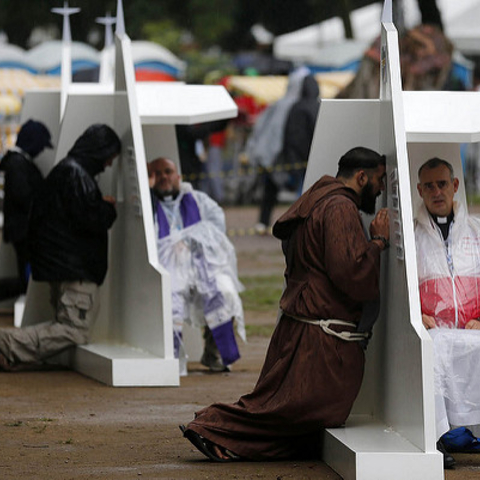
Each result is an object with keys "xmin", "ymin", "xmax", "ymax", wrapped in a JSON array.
[
  {"xmin": 156, "ymin": 192, "xmax": 240, "ymax": 366},
  {"xmin": 156, "ymin": 193, "xmax": 201, "ymax": 238}
]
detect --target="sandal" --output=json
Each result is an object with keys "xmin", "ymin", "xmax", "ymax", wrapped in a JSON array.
[{"xmin": 179, "ymin": 425, "xmax": 241, "ymax": 463}]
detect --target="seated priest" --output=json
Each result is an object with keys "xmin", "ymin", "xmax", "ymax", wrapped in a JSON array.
[
  {"xmin": 415, "ymin": 157, "xmax": 480, "ymax": 469},
  {"xmin": 148, "ymin": 157, "xmax": 245, "ymax": 376}
]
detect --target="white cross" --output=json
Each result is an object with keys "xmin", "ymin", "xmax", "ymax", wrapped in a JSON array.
[
  {"xmin": 96, "ymin": 12, "xmax": 116, "ymax": 48},
  {"xmin": 51, "ymin": 1, "xmax": 80, "ymax": 43}
]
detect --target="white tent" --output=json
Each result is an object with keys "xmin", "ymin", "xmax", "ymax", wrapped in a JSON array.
[
  {"xmin": 0, "ymin": 40, "xmax": 186, "ymax": 78},
  {"xmin": 274, "ymin": 0, "xmax": 480, "ymax": 66},
  {"xmin": 25, "ymin": 40, "xmax": 99, "ymax": 73}
]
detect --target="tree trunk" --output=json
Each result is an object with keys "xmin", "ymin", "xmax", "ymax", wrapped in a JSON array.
[
  {"xmin": 338, "ymin": 0, "xmax": 353, "ymax": 39},
  {"xmin": 417, "ymin": 0, "xmax": 443, "ymax": 30},
  {"xmin": 393, "ymin": 0, "xmax": 406, "ymax": 36}
]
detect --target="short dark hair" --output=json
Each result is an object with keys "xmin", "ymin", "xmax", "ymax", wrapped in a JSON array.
[
  {"xmin": 418, "ymin": 157, "xmax": 454, "ymax": 181},
  {"xmin": 336, "ymin": 147, "xmax": 386, "ymax": 179}
]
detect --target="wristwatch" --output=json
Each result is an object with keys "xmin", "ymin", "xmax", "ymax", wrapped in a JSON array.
[{"xmin": 372, "ymin": 235, "xmax": 390, "ymax": 249}]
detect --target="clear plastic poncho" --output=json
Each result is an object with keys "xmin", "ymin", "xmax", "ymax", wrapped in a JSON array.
[
  {"xmin": 415, "ymin": 201, "xmax": 480, "ymax": 329},
  {"xmin": 415, "ymin": 201, "xmax": 480, "ymax": 438},
  {"xmin": 157, "ymin": 220, "xmax": 246, "ymax": 341}
]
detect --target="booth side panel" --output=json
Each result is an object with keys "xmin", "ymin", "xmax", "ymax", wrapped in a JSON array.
[
  {"xmin": 107, "ymin": 35, "xmax": 174, "ymax": 359},
  {"xmin": 304, "ymin": 99, "xmax": 381, "ymax": 416},
  {"xmin": 304, "ymin": 100, "xmax": 381, "ymax": 189},
  {"xmin": 378, "ymin": 24, "xmax": 438, "ymax": 454}
]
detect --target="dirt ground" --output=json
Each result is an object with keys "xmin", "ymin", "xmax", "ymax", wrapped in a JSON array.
[{"xmin": 0, "ymin": 205, "xmax": 478, "ymax": 479}]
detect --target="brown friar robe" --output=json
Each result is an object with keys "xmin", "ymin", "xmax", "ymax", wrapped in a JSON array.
[{"xmin": 185, "ymin": 175, "xmax": 383, "ymax": 460}]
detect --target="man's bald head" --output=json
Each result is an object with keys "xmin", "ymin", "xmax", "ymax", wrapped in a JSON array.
[{"xmin": 148, "ymin": 157, "xmax": 181, "ymax": 198}]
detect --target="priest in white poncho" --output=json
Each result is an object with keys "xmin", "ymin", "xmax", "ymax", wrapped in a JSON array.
[
  {"xmin": 415, "ymin": 157, "xmax": 480, "ymax": 467},
  {"xmin": 148, "ymin": 158, "xmax": 245, "ymax": 376}
]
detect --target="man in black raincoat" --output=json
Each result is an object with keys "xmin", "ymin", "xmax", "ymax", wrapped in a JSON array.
[
  {"xmin": 258, "ymin": 73, "xmax": 320, "ymax": 231},
  {"xmin": 0, "ymin": 119, "xmax": 52, "ymax": 300},
  {"xmin": 0, "ymin": 124, "xmax": 121, "ymax": 371}
]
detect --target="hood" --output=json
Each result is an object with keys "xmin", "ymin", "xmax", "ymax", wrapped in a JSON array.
[
  {"xmin": 273, "ymin": 175, "xmax": 359, "ymax": 240},
  {"xmin": 16, "ymin": 119, "xmax": 53, "ymax": 158},
  {"xmin": 283, "ymin": 66, "xmax": 310, "ymax": 101},
  {"xmin": 300, "ymin": 74, "xmax": 320, "ymax": 100},
  {"xmin": 68, "ymin": 124, "xmax": 121, "ymax": 176}
]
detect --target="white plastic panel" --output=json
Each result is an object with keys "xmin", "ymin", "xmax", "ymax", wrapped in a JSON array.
[
  {"xmin": 404, "ymin": 91, "xmax": 480, "ymax": 143},
  {"xmin": 306, "ymin": 11, "xmax": 442, "ymax": 480},
  {"xmin": 136, "ymin": 83, "xmax": 238, "ymax": 125}
]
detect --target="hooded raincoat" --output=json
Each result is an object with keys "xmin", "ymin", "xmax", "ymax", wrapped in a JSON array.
[{"xmin": 29, "ymin": 124, "xmax": 120, "ymax": 285}]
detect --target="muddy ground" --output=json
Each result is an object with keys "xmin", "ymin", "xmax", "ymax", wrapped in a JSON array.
[{"xmin": 0, "ymin": 205, "xmax": 478, "ymax": 479}]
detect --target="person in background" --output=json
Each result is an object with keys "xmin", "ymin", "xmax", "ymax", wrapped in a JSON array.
[
  {"xmin": 0, "ymin": 124, "xmax": 121, "ymax": 371},
  {"xmin": 244, "ymin": 66, "xmax": 311, "ymax": 234},
  {"xmin": 264, "ymin": 73, "xmax": 321, "ymax": 231},
  {"xmin": 0, "ymin": 119, "xmax": 53, "ymax": 300}
]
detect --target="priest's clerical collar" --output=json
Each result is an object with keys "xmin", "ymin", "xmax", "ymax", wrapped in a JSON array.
[
  {"xmin": 430, "ymin": 210, "xmax": 454, "ymax": 240},
  {"xmin": 156, "ymin": 190, "xmax": 180, "ymax": 201}
]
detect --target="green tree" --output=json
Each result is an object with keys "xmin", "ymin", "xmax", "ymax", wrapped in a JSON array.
[{"xmin": 142, "ymin": 19, "xmax": 184, "ymax": 55}]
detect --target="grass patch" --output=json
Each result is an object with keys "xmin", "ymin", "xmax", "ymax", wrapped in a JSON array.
[
  {"xmin": 240, "ymin": 275, "xmax": 284, "ymax": 312},
  {"xmin": 5, "ymin": 420, "xmax": 23, "ymax": 427},
  {"xmin": 467, "ymin": 194, "xmax": 480, "ymax": 205},
  {"xmin": 245, "ymin": 324, "xmax": 276, "ymax": 337}
]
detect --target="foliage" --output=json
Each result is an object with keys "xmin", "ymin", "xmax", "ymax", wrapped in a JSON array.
[
  {"xmin": 142, "ymin": 20, "xmax": 185, "ymax": 56},
  {"xmin": 0, "ymin": 0, "xmax": 390, "ymax": 51},
  {"xmin": 181, "ymin": 49, "xmax": 237, "ymax": 84}
]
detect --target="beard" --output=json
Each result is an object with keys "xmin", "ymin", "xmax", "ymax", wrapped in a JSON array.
[
  {"xmin": 359, "ymin": 181, "xmax": 379, "ymax": 214},
  {"xmin": 153, "ymin": 185, "xmax": 178, "ymax": 200}
]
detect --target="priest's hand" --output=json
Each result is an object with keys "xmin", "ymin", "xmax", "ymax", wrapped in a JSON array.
[
  {"xmin": 422, "ymin": 314, "xmax": 436, "ymax": 329},
  {"xmin": 465, "ymin": 319, "xmax": 480, "ymax": 330}
]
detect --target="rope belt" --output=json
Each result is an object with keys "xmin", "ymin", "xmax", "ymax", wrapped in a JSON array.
[{"xmin": 290, "ymin": 316, "xmax": 370, "ymax": 342}]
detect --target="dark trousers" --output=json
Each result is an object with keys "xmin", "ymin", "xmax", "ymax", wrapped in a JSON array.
[
  {"xmin": 0, "ymin": 240, "xmax": 29, "ymax": 301},
  {"xmin": 259, "ymin": 173, "xmax": 279, "ymax": 227}
]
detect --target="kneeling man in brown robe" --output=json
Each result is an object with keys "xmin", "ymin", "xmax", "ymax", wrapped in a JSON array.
[{"xmin": 181, "ymin": 146, "xmax": 390, "ymax": 461}]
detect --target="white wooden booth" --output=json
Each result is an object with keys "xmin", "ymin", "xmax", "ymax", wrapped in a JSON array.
[
  {"xmin": 300, "ymin": 0, "xmax": 480, "ymax": 478},
  {"xmin": 5, "ymin": 11, "xmax": 236, "ymax": 386}
]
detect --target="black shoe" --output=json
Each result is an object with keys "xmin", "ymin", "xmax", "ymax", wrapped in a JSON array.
[{"xmin": 437, "ymin": 440, "xmax": 456, "ymax": 469}]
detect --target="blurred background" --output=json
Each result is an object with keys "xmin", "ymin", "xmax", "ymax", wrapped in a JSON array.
[{"xmin": 0, "ymin": 0, "xmax": 478, "ymax": 213}]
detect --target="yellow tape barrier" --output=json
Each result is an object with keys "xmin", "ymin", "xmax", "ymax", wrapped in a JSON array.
[{"xmin": 226, "ymin": 226, "xmax": 273, "ymax": 238}]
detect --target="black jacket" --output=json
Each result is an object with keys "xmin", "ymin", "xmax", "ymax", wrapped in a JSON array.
[
  {"xmin": 0, "ymin": 150, "xmax": 43, "ymax": 244},
  {"xmin": 28, "ymin": 124, "xmax": 120, "ymax": 285}
]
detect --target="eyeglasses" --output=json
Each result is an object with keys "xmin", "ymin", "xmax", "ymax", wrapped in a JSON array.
[{"xmin": 421, "ymin": 180, "xmax": 451, "ymax": 192}]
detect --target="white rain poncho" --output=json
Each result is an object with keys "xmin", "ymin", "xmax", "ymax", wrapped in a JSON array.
[
  {"xmin": 415, "ymin": 201, "xmax": 480, "ymax": 329},
  {"xmin": 431, "ymin": 328, "xmax": 480, "ymax": 438},
  {"xmin": 415, "ymin": 201, "xmax": 480, "ymax": 438},
  {"xmin": 157, "ymin": 220, "xmax": 246, "ymax": 341}
]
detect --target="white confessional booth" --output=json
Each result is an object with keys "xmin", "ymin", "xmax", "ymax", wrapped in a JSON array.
[
  {"xmin": 301, "ymin": 1, "xmax": 480, "ymax": 478},
  {"xmin": 0, "ymin": 20, "xmax": 236, "ymax": 386}
]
